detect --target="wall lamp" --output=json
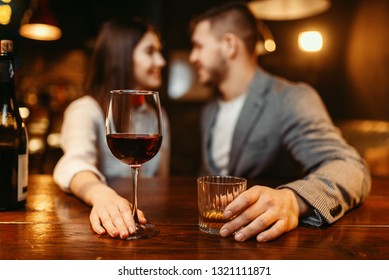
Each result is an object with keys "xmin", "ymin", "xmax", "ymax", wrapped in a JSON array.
[
  {"xmin": 256, "ymin": 20, "xmax": 276, "ymax": 55},
  {"xmin": 19, "ymin": 0, "xmax": 62, "ymax": 41},
  {"xmin": 298, "ymin": 31, "xmax": 323, "ymax": 52},
  {"xmin": 248, "ymin": 0, "xmax": 331, "ymax": 21},
  {"xmin": 0, "ymin": 0, "xmax": 12, "ymax": 25}
]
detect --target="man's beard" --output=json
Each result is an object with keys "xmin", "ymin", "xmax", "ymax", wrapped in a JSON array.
[{"xmin": 202, "ymin": 57, "xmax": 227, "ymax": 88}]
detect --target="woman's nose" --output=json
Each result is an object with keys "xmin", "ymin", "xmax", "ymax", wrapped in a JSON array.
[
  {"xmin": 189, "ymin": 50, "xmax": 196, "ymax": 64},
  {"xmin": 156, "ymin": 53, "xmax": 166, "ymax": 67}
]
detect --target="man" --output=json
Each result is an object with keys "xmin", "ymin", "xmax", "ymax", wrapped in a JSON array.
[{"xmin": 189, "ymin": 2, "xmax": 371, "ymax": 242}]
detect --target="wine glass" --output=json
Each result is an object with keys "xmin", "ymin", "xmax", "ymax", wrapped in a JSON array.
[{"xmin": 106, "ymin": 90, "xmax": 163, "ymax": 239}]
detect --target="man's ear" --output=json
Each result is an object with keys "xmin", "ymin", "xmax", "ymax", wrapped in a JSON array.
[{"xmin": 221, "ymin": 33, "xmax": 239, "ymax": 58}]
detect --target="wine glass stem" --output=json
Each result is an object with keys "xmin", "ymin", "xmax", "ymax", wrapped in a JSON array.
[{"xmin": 130, "ymin": 165, "xmax": 141, "ymax": 224}]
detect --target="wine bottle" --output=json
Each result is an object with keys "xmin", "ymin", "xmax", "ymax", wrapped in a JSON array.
[{"xmin": 0, "ymin": 40, "xmax": 28, "ymax": 210}]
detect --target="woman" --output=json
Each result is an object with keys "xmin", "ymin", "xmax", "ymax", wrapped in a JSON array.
[{"xmin": 53, "ymin": 17, "xmax": 170, "ymax": 239}]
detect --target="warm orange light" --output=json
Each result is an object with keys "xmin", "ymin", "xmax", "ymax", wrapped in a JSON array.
[
  {"xmin": 19, "ymin": 107, "xmax": 30, "ymax": 120},
  {"xmin": 256, "ymin": 21, "xmax": 276, "ymax": 55},
  {"xmin": 264, "ymin": 39, "xmax": 276, "ymax": 52},
  {"xmin": 19, "ymin": 23, "xmax": 62, "ymax": 41},
  {"xmin": 298, "ymin": 31, "xmax": 323, "ymax": 52},
  {"xmin": 0, "ymin": 4, "xmax": 11, "ymax": 25},
  {"xmin": 248, "ymin": 0, "xmax": 331, "ymax": 21},
  {"xmin": 19, "ymin": 0, "xmax": 62, "ymax": 41}
]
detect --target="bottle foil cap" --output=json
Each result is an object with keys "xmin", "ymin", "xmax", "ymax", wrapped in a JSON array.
[{"xmin": 0, "ymin": 40, "xmax": 13, "ymax": 54}]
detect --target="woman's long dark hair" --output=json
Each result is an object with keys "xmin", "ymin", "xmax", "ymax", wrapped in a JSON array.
[{"xmin": 85, "ymin": 16, "xmax": 157, "ymax": 114}]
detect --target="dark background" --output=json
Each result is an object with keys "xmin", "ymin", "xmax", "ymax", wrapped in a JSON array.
[{"xmin": 1, "ymin": 0, "xmax": 389, "ymax": 175}]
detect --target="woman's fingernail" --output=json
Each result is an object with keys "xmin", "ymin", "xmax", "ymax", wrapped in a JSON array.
[{"xmin": 128, "ymin": 226, "xmax": 135, "ymax": 234}]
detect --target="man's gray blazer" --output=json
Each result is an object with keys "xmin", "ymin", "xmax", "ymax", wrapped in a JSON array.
[{"xmin": 200, "ymin": 68, "xmax": 371, "ymax": 226}]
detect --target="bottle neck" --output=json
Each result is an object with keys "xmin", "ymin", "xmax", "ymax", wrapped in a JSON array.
[
  {"xmin": 0, "ymin": 53, "xmax": 17, "ymax": 102},
  {"xmin": 0, "ymin": 53, "xmax": 20, "ymax": 121},
  {"xmin": 0, "ymin": 53, "xmax": 15, "ymax": 84}
]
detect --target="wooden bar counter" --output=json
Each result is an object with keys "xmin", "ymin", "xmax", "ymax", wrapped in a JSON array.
[{"xmin": 1, "ymin": 175, "xmax": 389, "ymax": 260}]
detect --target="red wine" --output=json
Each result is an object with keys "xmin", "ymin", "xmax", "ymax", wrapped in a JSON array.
[{"xmin": 107, "ymin": 133, "xmax": 162, "ymax": 165}]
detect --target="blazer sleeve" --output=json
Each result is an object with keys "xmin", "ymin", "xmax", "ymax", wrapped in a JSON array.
[{"xmin": 276, "ymin": 84, "xmax": 371, "ymax": 226}]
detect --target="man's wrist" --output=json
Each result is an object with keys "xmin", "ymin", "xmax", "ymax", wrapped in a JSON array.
[{"xmin": 293, "ymin": 191, "xmax": 313, "ymax": 217}]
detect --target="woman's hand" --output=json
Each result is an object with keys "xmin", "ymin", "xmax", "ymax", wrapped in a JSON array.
[
  {"xmin": 89, "ymin": 187, "xmax": 146, "ymax": 238},
  {"xmin": 69, "ymin": 171, "xmax": 146, "ymax": 239}
]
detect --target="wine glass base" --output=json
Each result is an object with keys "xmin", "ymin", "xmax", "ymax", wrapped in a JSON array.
[{"xmin": 124, "ymin": 223, "xmax": 160, "ymax": 240}]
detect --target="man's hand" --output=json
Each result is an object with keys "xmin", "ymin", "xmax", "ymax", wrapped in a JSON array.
[{"xmin": 220, "ymin": 186, "xmax": 303, "ymax": 242}]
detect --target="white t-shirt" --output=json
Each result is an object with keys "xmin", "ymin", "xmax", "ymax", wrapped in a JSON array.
[{"xmin": 212, "ymin": 93, "xmax": 247, "ymax": 175}]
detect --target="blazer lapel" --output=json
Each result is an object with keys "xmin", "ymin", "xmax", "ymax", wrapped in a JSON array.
[
  {"xmin": 228, "ymin": 69, "xmax": 269, "ymax": 175},
  {"xmin": 203, "ymin": 101, "xmax": 220, "ymax": 174}
]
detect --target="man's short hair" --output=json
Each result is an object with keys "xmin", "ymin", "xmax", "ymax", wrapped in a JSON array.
[{"xmin": 191, "ymin": 2, "xmax": 259, "ymax": 54}]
